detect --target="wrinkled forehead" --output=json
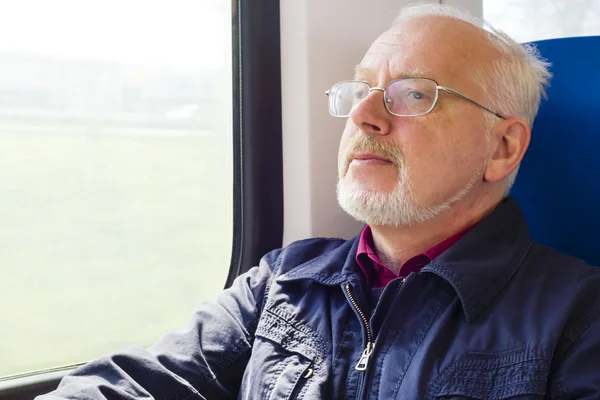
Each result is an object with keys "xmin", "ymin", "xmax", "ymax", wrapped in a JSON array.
[{"xmin": 358, "ymin": 16, "xmax": 500, "ymax": 85}]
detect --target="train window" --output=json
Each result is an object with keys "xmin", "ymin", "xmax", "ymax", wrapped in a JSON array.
[
  {"xmin": 0, "ymin": 0, "xmax": 233, "ymax": 379},
  {"xmin": 484, "ymin": 0, "xmax": 600, "ymax": 42}
]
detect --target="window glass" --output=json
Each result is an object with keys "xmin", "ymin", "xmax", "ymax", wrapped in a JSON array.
[
  {"xmin": 484, "ymin": 0, "xmax": 600, "ymax": 42},
  {"xmin": 0, "ymin": 0, "xmax": 232, "ymax": 378}
]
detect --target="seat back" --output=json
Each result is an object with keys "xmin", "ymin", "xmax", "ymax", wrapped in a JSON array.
[{"xmin": 511, "ymin": 36, "xmax": 600, "ymax": 266}]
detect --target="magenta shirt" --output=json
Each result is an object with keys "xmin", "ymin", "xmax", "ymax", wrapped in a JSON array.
[{"xmin": 356, "ymin": 225, "xmax": 474, "ymax": 288}]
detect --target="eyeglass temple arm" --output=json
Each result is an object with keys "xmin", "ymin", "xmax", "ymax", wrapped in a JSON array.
[{"xmin": 438, "ymin": 86, "xmax": 506, "ymax": 119}]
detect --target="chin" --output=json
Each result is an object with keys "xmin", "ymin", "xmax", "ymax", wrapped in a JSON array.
[
  {"xmin": 339, "ymin": 176, "xmax": 396, "ymax": 196},
  {"xmin": 336, "ymin": 177, "xmax": 438, "ymax": 227}
]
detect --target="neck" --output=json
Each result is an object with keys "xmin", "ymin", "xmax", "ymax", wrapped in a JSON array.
[{"xmin": 370, "ymin": 191, "xmax": 502, "ymax": 273}]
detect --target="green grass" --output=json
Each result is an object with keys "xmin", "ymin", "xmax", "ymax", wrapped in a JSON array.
[{"xmin": 0, "ymin": 124, "xmax": 233, "ymax": 377}]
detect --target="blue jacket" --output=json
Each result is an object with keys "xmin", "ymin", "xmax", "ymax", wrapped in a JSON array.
[{"xmin": 40, "ymin": 197, "xmax": 600, "ymax": 399}]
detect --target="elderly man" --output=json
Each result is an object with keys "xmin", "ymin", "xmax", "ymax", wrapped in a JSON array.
[{"xmin": 40, "ymin": 4, "xmax": 600, "ymax": 400}]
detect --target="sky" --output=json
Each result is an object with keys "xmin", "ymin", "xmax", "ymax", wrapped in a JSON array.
[{"xmin": 0, "ymin": 0, "xmax": 231, "ymax": 70}]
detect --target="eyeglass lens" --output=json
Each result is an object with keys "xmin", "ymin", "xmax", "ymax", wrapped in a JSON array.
[{"xmin": 328, "ymin": 78, "xmax": 438, "ymax": 117}]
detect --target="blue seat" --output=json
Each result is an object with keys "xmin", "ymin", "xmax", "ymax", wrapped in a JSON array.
[{"xmin": 511, "ymin": 36, "xmax": 600, "ymax": 266}]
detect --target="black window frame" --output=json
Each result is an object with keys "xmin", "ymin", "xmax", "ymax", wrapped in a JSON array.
[
  {"xmin": 226, "ymin": 0, "xmax": 283, "ymax": 286},
  {"xmin": 0, "ymin": 0, "xmax": 282, "ymax": 398}
]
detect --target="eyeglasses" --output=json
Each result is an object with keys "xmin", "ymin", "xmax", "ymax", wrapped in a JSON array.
[{"xmin": 325, "ymin": 78, "xmax": 506, "ymax": 119}]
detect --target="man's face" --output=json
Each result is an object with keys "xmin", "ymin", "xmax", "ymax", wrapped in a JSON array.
[{"xmin": 337, "ymin": 16, "xmax": 499, "ymax": 227}]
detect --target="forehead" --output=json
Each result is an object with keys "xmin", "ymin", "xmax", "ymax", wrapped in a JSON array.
[{"xmin": 356, "ymin": 16, "xmax": 499, "ymax": 85}]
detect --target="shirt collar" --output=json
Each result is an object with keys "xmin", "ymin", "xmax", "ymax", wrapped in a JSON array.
[
  {"xmin": 356, "ymin": 226, "xmax": 396, "ymax": 287},
  {"xmin": 356, "ymin": 223, "xmax": 475, "ymax": 287}
]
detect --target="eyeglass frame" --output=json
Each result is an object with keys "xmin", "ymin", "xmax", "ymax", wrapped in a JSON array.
[{"xmin": 325, "ymin": 77, "xmax": 506, "ymax": 119}]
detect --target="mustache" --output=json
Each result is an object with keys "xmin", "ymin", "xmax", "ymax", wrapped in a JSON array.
[{"xmin": 344, "ymin": 135, "xmax": 404, "ymax": 169}]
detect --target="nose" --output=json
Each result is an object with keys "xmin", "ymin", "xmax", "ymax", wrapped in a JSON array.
[{"xmin": 349, "ymin": 88, "xmax": 392, "ymax": 136}]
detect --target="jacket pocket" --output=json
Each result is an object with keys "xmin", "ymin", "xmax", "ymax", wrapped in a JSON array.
[
  {"xmin": 246, "ymin": 309, "xmax": 320, "ymax": 400},
  {"xmin": 266, "ymin": 354, "xmax": 313, "ymax": 400},
  {"xmin": 433, "ymin": 348, "xmax": 551, "ymax": 399}
]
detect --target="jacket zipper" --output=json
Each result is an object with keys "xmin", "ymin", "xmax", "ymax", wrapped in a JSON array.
[
  {"xmin": 345, "ymin": 277, "xmax": 406, "ymax": 372},
  {"xmin": 346, "ymin": 278, "xmax": 406, "ymax": 400},
  {"xmin": 345, "ymin": 283, "xmax": 374, "ymax": 371}
]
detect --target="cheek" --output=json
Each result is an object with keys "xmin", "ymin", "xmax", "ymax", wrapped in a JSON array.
[{"xmin": 402, "ymin": 123, "xmax": 488, "ymax": 199}]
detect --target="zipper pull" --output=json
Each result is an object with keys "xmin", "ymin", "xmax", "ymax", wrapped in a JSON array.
[{"xmin": 355, "ymin": 342, "xmax": 374, "ymax": 371}]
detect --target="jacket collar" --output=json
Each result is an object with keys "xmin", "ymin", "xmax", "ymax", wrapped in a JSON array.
[
  {"xmin": 276, "ymin": 237, "xmax": 363, "ymax": 286},
  {"xmin": 422, "ymin": 197, "xmax": 533, "ymax": 322},
  {"xmin": 276, "ymin": 197, "xmax": 533, "ymax": 322}
]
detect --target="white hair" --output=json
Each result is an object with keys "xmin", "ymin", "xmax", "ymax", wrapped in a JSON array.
[{"xmin": 394, "ymin": 3, "xmax": 552, "ymax": 193}]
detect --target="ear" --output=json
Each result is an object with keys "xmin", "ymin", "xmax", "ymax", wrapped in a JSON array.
[{"xmin": 484, "ymin": 118, "xmax": 531, "ymax": 183}]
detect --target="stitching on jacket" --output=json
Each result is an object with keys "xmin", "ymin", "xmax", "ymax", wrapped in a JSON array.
[
  {"xmin": 432, "ymin": 358, "xmax": 549, "ymax": 399},
  {"xmin": 427, "ymin": 347, "xmax": 551, "ymax": 399},
  {"xmin": 555, "ymin": 373, "xmax": 565, "ymax": 400},
  {"xmin": 281, "ymin": 356, "xmax": 312, "ymax": 399},
  {"xmin": 256, "ymin": 308, "xmax": 326, "ymax": 363},
  {"xmin": 244, "ymin": 249, "xmax": 284, "ymax": 349},
  {"xmin": 259, "ymin": 250, "xmax": 284, "ymax": 319},
  {"xmin": 264, "ymin": 357, "xmax": 291, "ymax": 399},
  {"xmin": 427, "ymin": 263, "xmax": 471, "ymax": 310},
  {"xmin": 263, "ymin": 303, "xmax": 328, "ymax": 358},
  {"xmin": 294, "ymin": 375, "xmax": 311, "ymax": 399},
  {"xmin": 281, "ymin": 271, "xmax": 351, "ymax": 285}
]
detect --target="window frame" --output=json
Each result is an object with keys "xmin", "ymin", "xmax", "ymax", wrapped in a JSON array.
[
  {"xmin": 226, "ymin": 0, "xmax": 284, "ymax": 286},
  {"xmin": 0, "ymin": 0, "xmax": 282, "ymax": 398}
]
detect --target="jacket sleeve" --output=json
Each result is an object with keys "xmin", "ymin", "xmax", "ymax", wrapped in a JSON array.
[
  {"xmin": 550, "ymin": 312, "xmax": 600, "ymax": 399},
  {"xmin": 37, "ymin": 251, "xmax": 279, "ymax": 400}
]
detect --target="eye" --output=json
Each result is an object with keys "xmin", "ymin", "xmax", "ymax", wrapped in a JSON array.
[
  {"xmin": 408, "ymin": 91, "xmax": 425, "ymax": 100},
  {"xmin": 354, "ymin": 89, "xmax": 368, "ymax": 99}
]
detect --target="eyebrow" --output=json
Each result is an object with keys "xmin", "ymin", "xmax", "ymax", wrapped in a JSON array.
[
  {"xmin": 353, "ymin": 65, "xmax": 431, "ymax": 81},
  {"xmin": 353, "ymin": 65, "xmax": 373, "ymax": 80}
]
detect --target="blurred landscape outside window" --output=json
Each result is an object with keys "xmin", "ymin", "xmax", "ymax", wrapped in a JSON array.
[{"xmin": 0, "ymin": 0, "xmax": 233, "ymax": 378}]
